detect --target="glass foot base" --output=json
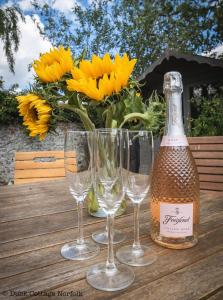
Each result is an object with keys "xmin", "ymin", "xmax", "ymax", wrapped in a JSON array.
[
  {"xmin": 86, "ymin": 262, "xmax": 135, "ymax": 291},
  {"xmin": 116, "ymin": 244, "xmax": 157, "ymax": 266},
  {"xmin": 92, "ymin": 229, "xmax": 125, "ymax": 245},
  {"xmin": 61, "ymin": 239, "xmax": 100, "ymax": 261}
]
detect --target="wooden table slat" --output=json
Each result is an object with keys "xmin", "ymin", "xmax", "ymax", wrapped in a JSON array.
[{"xmin": 206, "ymin": 289, "xmax": 223, "ymax": 300}]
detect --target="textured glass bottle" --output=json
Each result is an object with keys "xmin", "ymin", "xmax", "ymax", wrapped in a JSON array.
[{"xmin": 150, "ymin": 71, "xmax": 200, "ymax": 249}]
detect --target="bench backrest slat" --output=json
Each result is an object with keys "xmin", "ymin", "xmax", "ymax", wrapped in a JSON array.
[{"xmin": 189, "ymin": 136, "xmax": 223, "ymax": 191}]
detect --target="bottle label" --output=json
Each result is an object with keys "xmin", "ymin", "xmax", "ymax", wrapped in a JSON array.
[
  {"xmin": 160, "ymin": 135, "xmax": 189, "ymax": 147},
  {"xmin": 160, "ymin": 203, "xmax": 193, "ymax": 237}
]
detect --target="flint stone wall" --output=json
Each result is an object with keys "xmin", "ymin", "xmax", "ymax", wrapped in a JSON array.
[{"xmin": 0, "ymin": 122, "xmax": 82, "ymax": 185}]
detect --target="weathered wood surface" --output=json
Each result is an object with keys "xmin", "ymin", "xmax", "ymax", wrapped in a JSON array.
[{"xmin": 0, "ymin": 180, "xmax": 223, "ymax": 300}]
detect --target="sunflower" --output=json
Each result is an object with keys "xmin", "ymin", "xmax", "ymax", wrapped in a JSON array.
[
  {"xmin": 16, "ymin": 94, "xmax": 52, "ymax": 140},
  {"xmin": 33, "ymin": 47, "xmax": 74, "ymax": 83},
  {"xmin": 66, "ymin": 53, "xmax": 137, "ymax": 101}
]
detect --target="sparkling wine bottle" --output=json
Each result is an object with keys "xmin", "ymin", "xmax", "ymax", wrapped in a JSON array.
[{"xmin": 150, "ymin": 71, "xmax": 200, "ymax": 249}]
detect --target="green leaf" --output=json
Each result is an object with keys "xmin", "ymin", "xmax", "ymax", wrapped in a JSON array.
[
  {"xmin": 119, "ymin": 112, "xmax": 149, "ymax": 128},
  {"xmin": 68, "ymin": 92, "xmax": 78, "ymax": 106}
]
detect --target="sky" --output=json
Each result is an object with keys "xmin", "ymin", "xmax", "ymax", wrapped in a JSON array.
[
  {"xmin": 0, "ymin": 0, "xmax": 223, "ymax": 90},
  {"xmin": 0, "ymin": 0, "xmax": 87, "ymax": 89}
]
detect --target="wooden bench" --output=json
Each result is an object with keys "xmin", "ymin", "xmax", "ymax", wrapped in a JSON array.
[
  {"xmin": 188, "ymin": 136, "xmax": 223, "ymax": 191},
  {"xmin": 14, "ymin": 151, "xmax": 76, "ymax": 185},
  {"xmin": 14, "ymin": 138, "xmax": 223, "ymax": 190}
]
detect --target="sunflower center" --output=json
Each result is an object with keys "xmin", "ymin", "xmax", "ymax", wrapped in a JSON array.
[{"xmin": 30, "ymin": 107, "xmax": 39, "ymax": 122}]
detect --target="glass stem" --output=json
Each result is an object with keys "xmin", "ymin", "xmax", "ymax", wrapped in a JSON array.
[
  {"xmin": 77, "ymin": 201, "xmax": 84, "ymax": 245},
  {"xmin": 106, "ymin": 214, "xmax": 116, "ymax": 273},
  {"xmin": 133, "ymin": 203, "xmax": 141, "ymax": 251}
]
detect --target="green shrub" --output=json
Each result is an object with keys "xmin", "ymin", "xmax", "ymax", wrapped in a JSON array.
[
  {"xmin": 190, "ymin": 95, "xmax": 223, "ymax": 136},
  {"xmin": 0, "ymin": 82, "xmax": 21, "ymax": 124}
]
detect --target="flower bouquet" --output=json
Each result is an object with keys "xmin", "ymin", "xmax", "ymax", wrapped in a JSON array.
[{"xmin": 16, "ymin": 46, "xmax": 165, "ymax": 216}]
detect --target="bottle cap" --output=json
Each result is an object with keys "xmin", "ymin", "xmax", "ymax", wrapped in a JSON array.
[{"xmin": 163, "ymin": 71, "xmax": 183, "ymax": 93}]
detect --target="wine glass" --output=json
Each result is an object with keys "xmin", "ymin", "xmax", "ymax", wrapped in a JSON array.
[
  {"xmin": 61, "ymin": 130, "xmax": 100, "ymax": 260},
  {"xmin": 116, "ymin": 130, "xmax": 157, "ymax": 266},
  {"xmin": 86, "ymin": 128, "xmax": 134, "ymax": 291},
  {"xmin": 91, "ymin": 129, "xmax": 127, "ymax": 245}
]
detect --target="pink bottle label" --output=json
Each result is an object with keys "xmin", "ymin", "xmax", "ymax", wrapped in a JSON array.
[
  {"xmin": 160, "ymin": 203, "xmax": 193, "ymax": 237},
  {"xmin": 160, "ymin": 135, "xmax": 189, "ymax": 147}
]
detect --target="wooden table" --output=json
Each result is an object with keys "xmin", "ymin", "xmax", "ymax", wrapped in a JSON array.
[{"xmin": 0, "ymin": 180, "xmax": 223, "ymax": 300}]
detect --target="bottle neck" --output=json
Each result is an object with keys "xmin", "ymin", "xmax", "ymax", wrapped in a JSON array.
[
  {"xmin": 164, "ymin": 90, "xmax": 185, "ymax": 136},
  {"xmin": 161, "ymin": 90, "xmax": 188, "ymax": 147}
]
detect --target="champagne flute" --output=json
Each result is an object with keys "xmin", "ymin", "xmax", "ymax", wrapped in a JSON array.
[
  {"xmin": 61, "ymin": 130, "xmax": 100, "ymax": 260},
  {"xmin": 86, "ymin": 128, "xmax": 134, "ymax": 291},
  {"xmin": 91, "ymin": 128, "xmax": 127, "ymax": 245},
  {"xmin": 116, "ymin": 130, "xmax": 157, "ymax": 266}
]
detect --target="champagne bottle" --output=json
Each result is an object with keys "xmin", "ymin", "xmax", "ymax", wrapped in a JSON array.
[{"xmin": 150, "ymin": 71, "xmax": 200, "ymax": 249}]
